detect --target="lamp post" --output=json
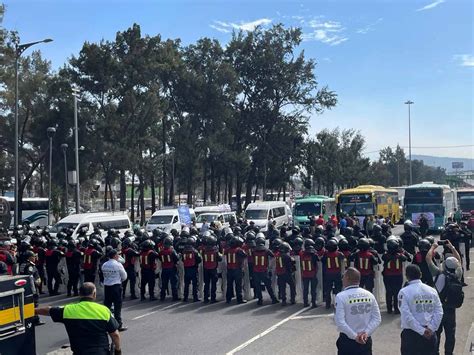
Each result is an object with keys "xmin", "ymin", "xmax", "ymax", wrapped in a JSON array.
[
  {"xmin": 61, "ymin": 143, "xmax": 68, "ymax": 216},
  {"xmin": 72, "ymin": 87, "xmax": 80, "ymax": 214},
  {"xmin": 47, "ymin": 127, "xmax": 56, "ymax": 225},
  {"xmin": 404, "ymin": 100, "xmax": 414, "ymax": 185},
  {"xmin": 14, "ymin": 38, "xmax": 53, "ymax": 226}
]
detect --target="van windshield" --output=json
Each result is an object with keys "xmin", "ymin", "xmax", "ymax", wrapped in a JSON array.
[
  {"xmin": 196, "ymin": 214, "xmax": 219, "ymax": 223},
  {"xmin": 245, "ymin": 210, "xmax": 268, "ymax": 220},
  {"xmin": 149, "ymin": 215, "xmax": 173, "ymax": 225},
  {"xmin": 50, "ymin": 222, "xmax": 79, "ymax": 233}
]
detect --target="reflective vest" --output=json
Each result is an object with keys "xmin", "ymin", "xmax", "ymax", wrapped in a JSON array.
[
  {"xmin": 243, "ymin": 245, "xmax": 254, "ymax": 264},
  {"xmin": 383, "ymin": 254, "xmax": 403, "ymax": 276},
  {"xmin": 253, "ymin": 250, "xmax": 269, "ymax": 273},
  {"xmin": 275, "ymin": 255, "xmax": 287, "ymax": 275},
  {"xmin": 140, "ymin": 250, "xmax": 156, "ymax": 270},
  {"xmin": 225, "ymin": 248, "xmax": 239, "ymax": 270},
  {"xmin": 356, "ymin": 251, "xmax": 374, "ymax": 276},
  {"xmin": 82, "ymin": 248, "xmax": 95, "ymax": 270},
  {"xmin": 415, "ymin": 252, "xmax": 424, "ymax": 264},
  {"xmin": 342, "ymin": 250, "xmax": 351, "ymax": 268},
  {"xmin": 123, "ymin": 248, "xmax": 137, "ymax": 269},
  {"xmin": 0, "ymin": 252, "xmax": 12, "ymax": 275},
  {"xmin": 300, "ymin": 252, "xmax": 317, "ymax": 278},
  {"xmin": 160, "ymin": 248, "xmax": 175, "ymax": 269},
  {"xmin": 325, "ymin": 251, "xmax": 341, "ymax": 273},
  {"xmin": 182, "ymin": 251, "xmax": 197, "ymax": 268},
  {"xmin": 203, "ymin": 249, "xmax": 218, "ymax": 270}
]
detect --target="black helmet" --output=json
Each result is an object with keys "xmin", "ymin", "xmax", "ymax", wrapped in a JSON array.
[
  {"xmin": 358, "ymin": 238, "xmax": 370, "ymax": 251},
  {"xmin": 338, "ymin": 238, "xmax": 350, "ymax": 251},
  {"xmin": 418, "ymin": 238, "xmax": 431, "ymax": 252},
  {"xmin": 279, "ymin": 242, "xmax": 291, "ymax": 253},
  {"xmin": 326, "ymin": 238, "xmax": 338, "ymax": 252},
  {"xmin": 425, "ymin": 236, "xmax": 435, "ymax": 245},
  {"xmin": 190, "ymin": 227, "xmax": 199, "ymax": 236},
  {"xmin": 302, "ymin": 227, "xmax": 311, "ymax": 236},
  {"xmin": 342, "ymin": 227, "xmax": 353, "ymax": 238},
  {"xmin": 271, "ymin": 238, "xmax": 283, "ymax": 251},
  {"xmin": 163, "ymin": 237, "xmax": 173, "ymax": 247},
  {"xmin": 292, "ymin": 237, "xmax": 304, "ymax": 251},
  {"xmin": 206, "ymin": 235, "xmax": 217, "ymax": 246},
  {"xmin": 381, "ymin": 223, "xmax": 390, "ymax": 233},
  {"xmin": 233, "ymin": 226, "xmax": 242, "ymax": 235},
  {"xmin": 404, "ymin": 220, "xmax": 413, "ymax": 231},
  {"xmin": 170, "ymin": 229, "xmax": 179, "ymax": 237},
  {"xmin": 315, "ymin": 237, "xmax": 325, "ymax": 251},
  {"xmin": 255, "ymin": 235, "xmax": 266, "ymax": 246},
  {"xmin": 187, "ymin": 236, "xmax": 197, "ymax": 247},
  {"xmin": 372, "ymin": 224, "xmax": 382, "ymax": 235},
  {"xmin": 304, "ymin": 238, "xmax": 315, "ymax": 249},
  {"xmin": 386, "ymin": 238, "xmax": 399, "ymax": 252},
  {"xmin": 141, "ymin": 240, "xmax": 154, "ymax": 250},
  {"xmin": 244, "ymin": 231, "xmax": 256, "ymax": 241},
  {"xmin": 24, "ymin": 250, "xmax": 36, "ymax": 259},
  {"xmin": 47, "ymin": 240, "xmax": 57, "ymax": 248}
]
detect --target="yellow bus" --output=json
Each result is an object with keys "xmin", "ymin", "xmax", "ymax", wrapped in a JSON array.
[{"xmin": 336, "ymin": 185, "xmax": 400, "ymax": 225}]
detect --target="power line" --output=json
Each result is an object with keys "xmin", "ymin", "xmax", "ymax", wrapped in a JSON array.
[{"xmin": 365, "ymin": 144, "xmax": 474, "ymax": 155}]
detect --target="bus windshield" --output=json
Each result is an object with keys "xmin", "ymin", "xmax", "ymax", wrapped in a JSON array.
[
  {"xmin": 340, "ymin": 202, "xmax": 375, "ymax": 216},
  {"xmin": 459, "ymin": 196, "xmax": 474, "ymax": 211},
  {"xmin": 245, "ymin": 209, "xmax": 268, "ymax": 220},
  {"xmin": 294, "ymin": 202, "xmax": 321, "ymax": 217},
  {"xmin": 50, "ymin": 222, "xmax": 79, "ymax": 233},
  {"xmin": 405, "ymin": 188, "xmax": 442, "ymax": 204}
]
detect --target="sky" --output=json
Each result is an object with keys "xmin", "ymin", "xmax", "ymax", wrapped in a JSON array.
[{"xmin": 2, "ymin": 0, "xmax": 473, "ymax": 160}]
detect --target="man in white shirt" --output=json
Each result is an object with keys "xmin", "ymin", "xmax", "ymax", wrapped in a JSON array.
[
  {"xmin": 398, "ymin": 264, "xmax": 443, "ymax": 355},
  {"xmin": 102, "ymin": 249, "xmax": 128, "ymax": 331},
  {"xmin": 334, "ymin": 267, "xmax": 381, "ymax": 355}
]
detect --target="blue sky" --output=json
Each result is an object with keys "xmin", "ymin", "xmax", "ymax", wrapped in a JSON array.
[{"xmin": 3, "ymin": 0, "xmax": 473, "ymax": 159}]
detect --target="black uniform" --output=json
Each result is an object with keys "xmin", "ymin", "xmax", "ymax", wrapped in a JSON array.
[
  {"xmin": 45, "ymin": 248, "xmax": 64, "ymax": 295},
  {"xmin": 65, "ymin": 247, "xmax": 83, "ymax": 296},
  {"xmin": 181, "ymin": 246, "xmax": 202, "ymax": 302},
  {"xmin": 122, "ymin": 246, "xmax": 140, "ymax": 299}
]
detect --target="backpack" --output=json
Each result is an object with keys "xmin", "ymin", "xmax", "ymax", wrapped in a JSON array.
[{"xmin": 437, "ymin": 271, "xmax": 464, "ymax": 309}]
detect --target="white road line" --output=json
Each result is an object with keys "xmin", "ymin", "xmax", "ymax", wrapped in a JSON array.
[
  {"xmin": 132, "ymin": 310, "xmax": 159, "ymax": 320},
  {"xmin": 291, "ymin": 313, "xmax": 334, "ymax": 320},
  {"xmin": 226, "ymin": 307, "xmax": 308, "ymax": 355},
  {"xmin": 465, "ymin": 322, "xmax": 474, "ymax": 355},
  {"xmin": 161, "ymin": 302, "xmax": 182, "ymax": 310}
]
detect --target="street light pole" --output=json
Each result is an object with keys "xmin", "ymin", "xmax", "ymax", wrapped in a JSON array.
[
  {"xmin": 47, "ymin": 127, "xmax": 56, "ymax": 225},
  {"xmin": 72, "ymin": 87, "xmax": 80, "ymax": 214},
  {"xmin": 61, "ymin": 144, "xmax": 68, "ymax": 216},
  {"xmin": 404, "ymin": 100, "xmax": 414, "ymax": 185},
  {"xmin": 13, "ymin": 38, "xmax": 53, "ymax": 226}
]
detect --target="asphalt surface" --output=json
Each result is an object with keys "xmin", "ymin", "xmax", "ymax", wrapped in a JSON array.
[{"xmin": 35, "ymin": 225, "xmax": 474, "ymax": 355}]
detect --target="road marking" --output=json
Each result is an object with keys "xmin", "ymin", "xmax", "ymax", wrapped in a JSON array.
[
  {"xmin": 226, "ymin": 307, "xmax": 308, "ymax": 355},
  {"xmin": 161, "ymin": 302, "xmax": 182, "ymax": 310},
  {"xmin": 465, "ymin": 322, "xmax": 474, "ymax": 355},
  {"xmin": 132, "ymin": 310, "xmax": 159, "ymax": 320},
  {"xmin": 291, "ymin": 313, "xmax": 334, "ymax": 320}
]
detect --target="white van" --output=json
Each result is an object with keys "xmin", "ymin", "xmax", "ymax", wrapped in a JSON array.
[
  {"xmin": 194, "ymin": 204, "xmax": 231, "ymax": 217},
  {"xmin": 146, "ymin": 208, "xmax": 196, "ymax": 233},
  {"xmin": 195, "ymin": 211, "xmax": 236, "ymax": 231},
  {"xmin": 50, "ymin": 212, "xmax": 131, "ymax": 239},
  {"xmin": 244, "ymin": 201, "xmax": 290, "ymax": 232}
]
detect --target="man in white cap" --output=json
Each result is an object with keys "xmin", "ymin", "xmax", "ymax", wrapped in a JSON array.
[{"xmin": 426, "ymin": 240, "xmax": 463, "ymax": 355}]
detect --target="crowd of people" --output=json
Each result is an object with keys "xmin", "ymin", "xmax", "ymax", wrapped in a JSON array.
[{"xmin": 0, "ymin": 210, "xmax": 472, "ymax": 355}]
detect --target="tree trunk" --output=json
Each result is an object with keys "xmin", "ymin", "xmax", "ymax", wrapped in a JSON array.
[
  {"xmin": 119, "ymin": 169, "xmax": 126, "ymax": 211},
  {"xmin": 236, "ymin": 172, "xmax": 242, "ymax": 214},
  {"xmin": 217, "ymin": 175, "xmax": 221, "ymax": 203},
  {"xmin": 187, "ymin": 170, "xmax": 193, "ymax": 206},
  {"xmin": 210, "ymin": 164, "xmax": 215, "ymax": 203},
  {"xmin": 203, "ymin": 161, "xmax": 208, "ymax": 204},
  {"xmin": 168, "ymin": 157, "xmax": 175, "ymax": 206},
  {"xmin": 151, "ymin": 174, "xmax": 156, "ymax": 213},
  {"xmin": 139, "ymin": 173, "xmax": 146, "ymax": 225},
  {"xmin": 227, "ymin": 173, "xmax": 233, "ymax": 205},
  {"xmin": 253, "ymin": 183, "xmax": 259, "ymax": 202},
  {"xmin": 108, "ymin": 182, "xmax": 115, "ymax": 211},
  {"xmin": 130, "ymin": 173, "xmax": 135, "ymax": 222},
  {"xmin": 103, "ymin": 177, "xmax": 108, "ymax": 210},
  {"xmin": 283, "ymin": 184, "xmax": 286, "ymax": 201}
]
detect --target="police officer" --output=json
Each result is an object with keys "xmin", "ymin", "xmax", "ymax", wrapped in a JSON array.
[
  {"xmin": 398, "ymin": 264, "xmax": 443, "ymax": 355},
  {"xmin": 121, "ymin": 238, "xmax": 140, "ymax": 300},
  {"xmin": 65, "ymin": 240, "xmax": 83, "ymax": 297},
  {"xmin": 426, "ymin": 241, "xmax": 462, "ymax": 355},
  {"xmin": 400, "ymin": 221, "xmax": 420, "ymax": 256},
  {"xmin": 21, "ymin": 250, "xmax": 45, "ymax": 326},
  {"xmin": 275, "ymin": 242, "xmax": 296, "ymax": 306},
  {"xmin": 322, "ymin": 239, "xmax": 344, "ymax": 309},
  {"xmin": 45, "ymin": 240, "xmax": 65, "ymax": 295},
  {"xmin": 225, "ymin": 235, "xmax": 247, "ymax": 304},
  {"xmin": 352, "ymin": 238, "xmax": 378, "ymax": 293},
  {"xmin": 202, "ymin": 234, "xmax": 221, "ymax": 303},
  {"xmin": 140, "ymin": 240, "xmax": 160, "ymax": 301},
  {"xmin": 413, "ymin": 239, "xmax": 435, "ymax": 287},
  {"xmin": 181, "ymin": 236, "xmax": 202, "ymax": 302},
  {"xmin": 82, "ymin": 240, "xmax": 103, "ymax": 283},
  {"xmin": 159, "ymin": 237, "xmax": 180, "ymax": 301},
  {"xmin": 334, "ymin": 267, "xmax": 381, "ymax": 355},
  {"xmin": 301, "ymin": 239, "xmax": 319, "ymax": 308},
  {"xmin": 252, "ymin": 234, "xmax": 279, "ymax": 305},
  {"xmin": 382, "ymin": 238, "xmax": 409, "ymax": 314}
]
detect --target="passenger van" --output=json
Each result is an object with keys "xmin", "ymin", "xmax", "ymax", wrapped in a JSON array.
[
  {"xmin": 194, "ymin": 204, "xmax": 231, "ymax": 217},
  {"xmin": 146, "ymin": 208, "xmax": 196, "ymax": 233},
  {"xmin": 244, "ymin": 201, "xmax": 290, "ymax": 232},
  {"xmin": 50, "ymin": 212, "xmax": 131, "ymax": 239},
  {"xmin": 195, "ymin": 211, "xmax": 237, "ymax": 231}
]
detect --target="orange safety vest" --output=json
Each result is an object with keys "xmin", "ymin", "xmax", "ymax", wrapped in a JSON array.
[
  {"xmin": 300, "ymin": 252, "xmax": 317, "ymax": 278},
  {"xmin": 253, "ymin": 250, "xmax": 269, "ymax": 273},
  {"xmin": 325, "ymin": 251, "xmax": 341, "ymax": 273},
  {"xmin": 140, "ymin": 250, "xmax": 156, "ymax": 270},
  {"xmin": 203, "ymin": 249, "xmax": 218, "ymax": 270}
]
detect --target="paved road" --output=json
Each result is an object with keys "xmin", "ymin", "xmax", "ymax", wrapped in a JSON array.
[{"xmin": 36, "ymin": 226, "xmax": 474, "ymax": 355}]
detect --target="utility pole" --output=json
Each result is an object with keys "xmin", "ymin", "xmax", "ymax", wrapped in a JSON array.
[
  {"xmin": 404, "ymin": 100, "xmax": 414, "ymax": 185},
  {"xmin": 72, "ymin": 87, "xmax": 80, "ymax": 213}
]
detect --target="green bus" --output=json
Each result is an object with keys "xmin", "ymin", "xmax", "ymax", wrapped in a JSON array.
[{"xmin": 292, "ymin": 195, "xmax": 336, "ymax": 228}]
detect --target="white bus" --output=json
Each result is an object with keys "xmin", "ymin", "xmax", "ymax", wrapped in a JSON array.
[{"xmin": 2, "ymin": 197, "xmax": 49, "ymax": 227}]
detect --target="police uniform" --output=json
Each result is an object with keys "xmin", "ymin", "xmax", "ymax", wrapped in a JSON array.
[
  {"xmin": 122, "ymin": 246, "xmax": 140, "ymax": 299},
  {"xmin": 202, "ymin": 246, "xmax": 221, "ymax": 303},
  {"xmin": 140, "ymin": 248, "xmax": 160, "ymax": 301},
  {"xmin": 382, "ymin": 251, "xmax": 408, "ymax": 314},
  {"xmin": 334, "ymin": 285, "xmax": 381, "ymax": 355},
  {"xmin": 225, "ymin": 246, "xmax": 247, "ymax": 303},
  {"xmin": 65, "ymin": 247, "xmax": 83, "ymax": 297},
  {"xmin": 252, "ymin": 247, "xmax": 278, "ymax": 305},
  {"xmin": 158, "ymin": 246, "xmax": 180, "ymax": 301},
  {"xmin": 398, "ymin": 279, "xmax": 443, "ymax": 355},
  {"xmin": 322, "ymin": 250, "xmax": 344, "ymax": 308},
  {"xmin": 181, "ymin": 246, "xmax": 202, "ymax": 302},
  {"xmin": 300, "ymin": 249, "xmax": 319, "ymax": 307}
]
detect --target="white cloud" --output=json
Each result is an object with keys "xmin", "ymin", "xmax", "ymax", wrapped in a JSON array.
[
  {"xmin": 210, "ymin": 18, "xmax": 272, "ymax": 33},
  {"xmin": 356, "ymin": 18, "xmax": 383, "ymax": 34},
  {"xmin": 302, "ymin": 19, "xmax": 348, "ymax": 46},
  {"xmin": 453, "ymin": 54, "xmax": 474, "ymax": 67},
  {"xmin": 416, "ymin": 0, "xmax": 445, "ymax": 12}
]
